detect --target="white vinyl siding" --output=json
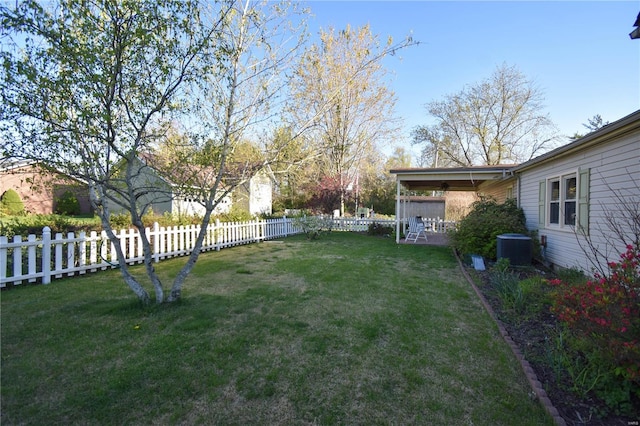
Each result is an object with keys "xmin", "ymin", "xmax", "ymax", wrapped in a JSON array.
[
  {"xmin": 477, "ymin": 178, "xmax": 517, "ymax": 204},
  {"xmin": 518, "ymin": 132, "xmax": 639, "ymax": 273}
]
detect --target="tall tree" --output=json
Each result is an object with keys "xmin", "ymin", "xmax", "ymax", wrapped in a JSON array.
[
  {"xmin": 359, "ymin": 147, "xmax": 413, "ymax": 215},
  {"xmin": 266, "ymin": 126, "xmax": 315, "ymax": 211},
  {"xmin": 569, "ymin": 114, "xmax": 610, "ymax": 140},
  {"xmin": 412, "ymin": 64, "xmax": 559, "ymax": 167},
  {"xmin": 288, "ymin": 25, "xmax": 416, "ymax": 215},
  {"xmin": 1, "ymin": 0, "xmax": 308, "ymax": 304}
]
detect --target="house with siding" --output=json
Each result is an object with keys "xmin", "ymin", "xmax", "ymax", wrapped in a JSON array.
[
  {"xmin": 104, "ymin": 155, "xmax": 273, "ymax": 217},
  {"xmin": 513, "ymin": 109, "xmax": 639, "ymax": 274},
  {"xmin": 1, "ymin": 156, "xmax": 273, "ymax": 218},
  {"xmin": 391, "ymin": 109, "xmax": 640, "ymax": 274},
  {"xmin": 232, "ymin": 167, "xmax": 275, "ymax": 216},
  {"xmin": 104, "ymin": 156, "xmax": 232, "ymax": 217}
]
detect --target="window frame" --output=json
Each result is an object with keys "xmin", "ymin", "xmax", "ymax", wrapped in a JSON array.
[
  {"xmin": 545, "ymin": 171, "xmax": 578, "ymax": 231},
  {"xmin": 505, "ymin": 185, "xmax": 515, "ymax": 200}
]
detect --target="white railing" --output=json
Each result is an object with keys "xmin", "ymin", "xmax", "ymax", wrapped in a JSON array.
[
  {"xmin": 413, "ymin": 217, "xmax": 457, "ymax": 234},
  {"xmin": 329, "ymin": 217, "xmax": 396, "ymax": 232},
  {"xmin": 0, "ymin": 217, "xmax": 300, "ymax": 287},
  {"xmin": 356, "ymin": 217, "xmax": 456, "ymax": 234}
]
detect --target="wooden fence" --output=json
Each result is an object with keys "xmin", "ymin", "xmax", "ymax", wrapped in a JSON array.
[{"xmin": 0, "ymin": 216, "xmax": 454, "ymax": 287}]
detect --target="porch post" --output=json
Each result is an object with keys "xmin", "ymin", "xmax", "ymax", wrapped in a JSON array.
[{"xmin": 395, "ymin": 178, "xmax": 401, "ymax": 243}]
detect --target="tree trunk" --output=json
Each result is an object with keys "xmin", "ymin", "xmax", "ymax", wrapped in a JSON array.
[
  {"xmin": 89, "ymin": 185, "xmax": 151, "ymax": 305},
  {"xmin": 167, "ymin": 207, "xmax": 216, "ymax": 302},
  {"xmin": 132, "ymin": 220, "xmax": 164, "ymax": 304}
]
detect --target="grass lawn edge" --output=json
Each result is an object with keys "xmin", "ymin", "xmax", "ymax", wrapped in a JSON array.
[{"xmin": 453, "ymin": 249, "xmax": 566, "ymax": 426}]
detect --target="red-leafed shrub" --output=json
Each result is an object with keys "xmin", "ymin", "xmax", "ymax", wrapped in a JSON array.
[{"xmin": 550, "ymin": 244, "xmax": 640, "ymax": 414}]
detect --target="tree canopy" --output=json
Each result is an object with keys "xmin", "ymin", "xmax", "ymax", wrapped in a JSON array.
[
  {"xmin": 287, "ymin": 25, "xmax": 416, "ymax": 215},
  {"xmin": 412, "ymin": 64, "xmax": 559, "ymax": 167},
  {"xmin": 1, "ymin": 0, "xmax": 308, "ymax": 304}
]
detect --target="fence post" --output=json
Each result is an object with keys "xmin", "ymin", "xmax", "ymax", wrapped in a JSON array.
[
  {"xmin": 215, "ymin": 219, "xmax": 221, "ymax": 251},
  {"xmin": 42, "ymin": 227, "xmax": 51, "ymax": 284},
  {"xmin": 13, "ymin": 235, "xmax": 22, "ymax": 285},
  {"xmin": 78, "ymin": 231, "xmax": 87, "ymax": 274},
  {"xmin": 55, "ymin": 232, "xmax": 63, "ymax": 277},
  {"xmin": 0, "ymin": 235, "xmax": 7, "ymax": 287},
  {"xmin": 153, "ymin": 222, "xmax": 160, "ymax": 263},
  {"xmin": 28, "ymin": 234, "xmax": 38, "ymax": 283},
  {"xmin": 67, "ymin": 232, "xmax": 75, "ymax": 277}
]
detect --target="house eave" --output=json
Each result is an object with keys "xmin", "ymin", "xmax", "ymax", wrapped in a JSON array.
[
  {"xmin": 513, "ymin": 109, "xmax": 640, "ymax": 173},
  {"xmin": 390, "ymin": 165, "xmax": 516, "ymax": 191}
]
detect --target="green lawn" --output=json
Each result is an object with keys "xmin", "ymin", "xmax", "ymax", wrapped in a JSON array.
[{"xmin": 1, "ymin": 232, "xmax": 552, "ymax": 425}]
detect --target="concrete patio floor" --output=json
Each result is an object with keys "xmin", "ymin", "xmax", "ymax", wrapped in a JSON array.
[{"xmin": 399, "ymin": 233, "xmax": 449, "ymax": 247}]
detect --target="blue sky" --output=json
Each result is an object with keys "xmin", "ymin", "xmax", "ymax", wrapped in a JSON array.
[{"xmin": 304, "ymin": 1, "xmax": 640, "ymax": 157}]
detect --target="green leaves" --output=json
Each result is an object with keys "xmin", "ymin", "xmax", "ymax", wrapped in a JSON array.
[{"xmin": 449, "ymin": 197, "xmax": 529, "ymax": 259}]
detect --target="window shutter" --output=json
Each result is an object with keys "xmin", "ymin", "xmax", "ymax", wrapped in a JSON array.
[
  {"xmin": 577, "ymin": 168, "xmax": 590, "ymax": 235},
  {"xmin": 538, "ymin": 180, "xmax": 545, "ymax": 227}
]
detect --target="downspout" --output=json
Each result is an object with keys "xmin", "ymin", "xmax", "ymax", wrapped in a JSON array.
[{"xmin": 515, "ymin": 171, "xmax": 521, "ymax": 207}]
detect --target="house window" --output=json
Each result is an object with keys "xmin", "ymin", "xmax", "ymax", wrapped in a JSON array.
[
  {"xmin": 546, "ymin": 173, "xmax": 578, "ymax": 228},
  {"xmin": 564, "ymin": 176, "xmax": 576, "ymax": 225},
  {"xmin": 538, "ymin": 168, "xmax": 589, "ymax": 235},
  {"xmin": 549, "ymin": 179, "xmax": 560, "ymax": 224},
  {"xmin": 506, "ymin": 185, "xmax": 514, "ymax": 199}
]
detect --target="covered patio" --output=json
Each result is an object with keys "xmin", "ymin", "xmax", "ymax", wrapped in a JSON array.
[
  {"xmin": 390, "ymin": 165, "xmax": 516, "ymax": 244},
  {"xmin": 397, "ymin": 232, "xmax": 450, "ymax": 246}
]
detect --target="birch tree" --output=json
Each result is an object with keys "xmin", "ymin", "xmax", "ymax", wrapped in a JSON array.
[
  {"xmin": 412, "ymin": 64, "xmax": 559, "ymax": 167},
  {"xmin": 1, "ymin": 0, "xmax": 307, "ymax": 304},
  {"xmin": 288, "ymin": 25, "xmax": 416, "ymax": 216},
  {"xmin": 155, "ymin": 0, "xmax": 308, "ymax": 301}
]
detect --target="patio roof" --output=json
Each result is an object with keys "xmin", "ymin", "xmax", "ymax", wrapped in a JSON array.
[{"xmin": 389, "ymin": 165, "xmax": 516, "ymax": 191}]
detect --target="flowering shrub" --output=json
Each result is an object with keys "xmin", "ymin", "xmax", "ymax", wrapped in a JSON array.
[
  {"xmin": 292, "ymin": 216, "xmax": 333, "ymax": 240},
  {"xmin": 550, "ymin": 244, "xmax": 640, "ymax": 413}
]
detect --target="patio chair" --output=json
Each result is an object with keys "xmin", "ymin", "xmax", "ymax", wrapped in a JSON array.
[{"xmin": 405, "ymin": 216, "xmax": 427, "ymax": 243}]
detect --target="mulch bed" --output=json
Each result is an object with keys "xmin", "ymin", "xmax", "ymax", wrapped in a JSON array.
[{"xmin": 462, "ymin": 259, "xmax": 639, "ymax": 426}]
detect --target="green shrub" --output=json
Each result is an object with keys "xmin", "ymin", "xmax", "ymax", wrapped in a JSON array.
[
  {"xmin": 449, "ymin": 197, "xmax": 529, "ymax": 260},
  {"xmin": 218, "ymin": 205, "xmax": 254, "ymax": 223},
  {"xmin": 109, "ymin": 212, "xmax": 131, "ymax": 229},
  {"xmin": 0, "ymin": 214, "xmax": 100, "ymax": 238},
  {"xmin": 143, "ymin": 212, "xmax": 202, "ymax": 228},
  {"xmin": 292, "ymin": 216, "xmax": 332, "ymax": 240},
  {"xmin": 1, "ymin": 189, "xmax": 25, "ymax": 215},
  {"xmin": 489, "ymin": 268, "xmax": 526, "ymax": 315},
  {"xmin": 54, "ymin": 191, "xmax": 81, "ymax": 216},
  {"xmin": 48, "ymin": 215, "xmax": 77, "ymax": 234},
  {"xmin": 367, "ymin": 222, "xmax": 393, "ymax": 237},
  {"xmin": 555, "ymin": 266, "xmax": 587, "ymax": 286},
  {"xmin": 518, "ymin": 276, "xmax": 551, "ymax": 314}
]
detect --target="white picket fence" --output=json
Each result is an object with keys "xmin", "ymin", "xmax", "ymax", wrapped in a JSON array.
[
  {"xmin": 0, "ymin": 217, "xmax": 300, "ymax": 287},
  {"xmin": 331, "ymin": 216, "xmax": 457, "ymax": 234},
  {"xmin": 329, "ymin": 217, "xmax": 396, "ymax": 232},
  {"xmin": 321, "ymin": 217, "xmax": 456, "ymax": 233},
  {"xmin": 0, "ymin": 216, "xmax": 455, "ymax": 288}
]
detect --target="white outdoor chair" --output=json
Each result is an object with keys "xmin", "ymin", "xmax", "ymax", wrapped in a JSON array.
[{"xmin": 405, "ymin": 216, "xmax": 427, "ymax": 243}]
